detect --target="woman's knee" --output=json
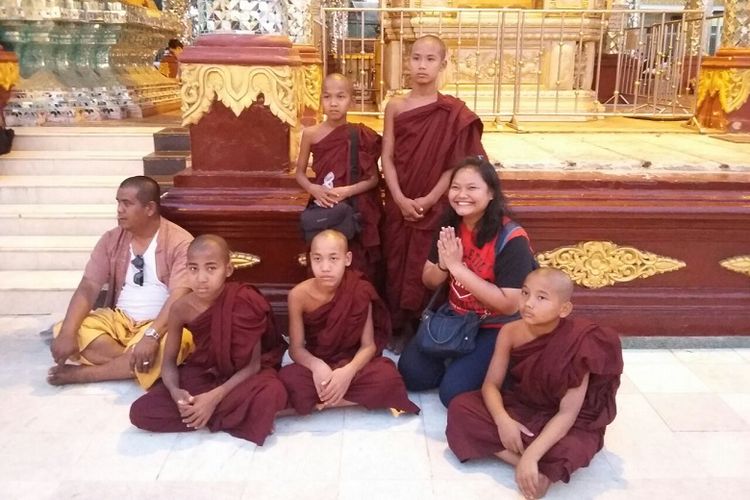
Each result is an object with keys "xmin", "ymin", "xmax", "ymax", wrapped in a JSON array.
[{"xmin": 397, "ymin": 341, "xmax": 444, "ymax": 391}]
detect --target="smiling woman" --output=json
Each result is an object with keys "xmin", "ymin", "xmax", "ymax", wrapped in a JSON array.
[{"xmin": 398, "ymin": 156, "xmax": 538, "ymax": 407}]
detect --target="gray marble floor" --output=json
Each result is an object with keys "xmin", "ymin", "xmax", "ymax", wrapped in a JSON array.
[{"xmin": 2, "ymin": 315, "xmax": 749, "ymax": 500}]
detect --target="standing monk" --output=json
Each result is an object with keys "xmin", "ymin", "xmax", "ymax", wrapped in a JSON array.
[
  {"xmin": 446, "ymin": 269, "xmax": 623, "ymax": 498},
  {"xmin": 381, "ymin": 35, "xmax": 487, "ymax": 341},
  {"xmin": 295, "ymin": 73, "xmax": 383, "ymax": 282},
  {"xmin": 279, "ymin": 230, "xmax": 419, "ymax": 415},
  {"xmin": 130, "ymin": 235, "xmax": 288, "ymax": 445},
  {"xmin": 48, "ymin": 176, "xmax": 194, "ymax": 388}
]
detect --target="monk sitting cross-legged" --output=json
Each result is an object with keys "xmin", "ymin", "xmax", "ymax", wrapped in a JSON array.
[
  {"xmin": 129, "ymin": 235, "xmax": 288, "ymax": 445},
  {"xmin": 279, "ymin": 229, "xmax": 419, "ymax": 415},
  {"xmin": 446, "ymin": 268, "xmax": 623, "ymax": 499}
]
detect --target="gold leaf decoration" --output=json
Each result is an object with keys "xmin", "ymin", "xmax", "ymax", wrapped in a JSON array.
[
  {"xmin": 181, "ymin": 63, "xmax": 297, "ymax": 127},
  {"xmin": 696, "ymin": 68, "xmax": 750, "ymax": 114},
  {"xmin": 719, "ymin": 255, "xmax": 750, "ymax": 277},
  {"xmin": 230, "ymin": 251, "xmax": 261, "ymax": 270},
  {"xmin": 301, "ymin": 63, "xmax": 322, "ymax": 112},
  {"xmin": 536, "ymin": 241, "xmax": 686, "ymax": 289}
]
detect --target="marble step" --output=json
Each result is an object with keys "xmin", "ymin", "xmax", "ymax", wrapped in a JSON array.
[
  {"xmin": 11, "ymin": 126, "xmax": 161, "ymax": 152},
  {"xmin": 0, "ymin": 204, "xmax": 116, "ymax": 236},
  {"xmin": 0, "ymin": 270, "xmax": 78, "ymax": 316},
  {"xmin": 0, "ymin": 236, "xmax": 98, "ymax": 271},
  {"xmin": 0, "ymin": 176, "xmax": 125, "ymax": 204},
  {"xmin": 0, "ymin": 150, "xmax": 145, "ymax": 176}
]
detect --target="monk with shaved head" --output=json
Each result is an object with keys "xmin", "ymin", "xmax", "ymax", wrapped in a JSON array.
[
  {"xmin": 446, "ymin": 268, "xmax": 623, "ymax": 499},
  {"xmin": 381, "ymin": 34, "xmax": 487, "ymax": 347},
  {"xmin": 295, "ymin": 72, "xmax": 383, "ymax": 282},
  {"xmin": 130, "ymin": 234, "xmax": 288, "ymax": 445},
  {"xmin": 279, "ymin": 230, "xmax": 419, "ymax": 415}
]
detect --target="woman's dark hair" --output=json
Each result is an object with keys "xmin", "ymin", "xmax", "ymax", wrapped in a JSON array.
[{"xmin": 442, "ymin": 156, "xmax": 513, "ymax": 248}]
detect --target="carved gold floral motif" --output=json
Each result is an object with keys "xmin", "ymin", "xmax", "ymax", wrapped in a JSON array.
[
  {"xmin": 696, "ymin": 68, "xmax": 750, "ymax": 114},
  {"xmin": 719, "ymin": 255, "xmax": 750, "ymax": 277},
  {"xmin": 536, "ymin": 241, "xmax": 686, "ymax": 289},
  {"xmin": 301, "ymin": 63, "xmax": 322, "ymax": 112},
  {"xmin": 0, "ymin": 61, "xmax": 20, "ymax": 91},
  {"xmin": 181, "ymin": 63, "xmax": 297, "ymax": 127},
  {"xmin": 230, "ymin": 251, "xmax": 261, "ymax": 270}
]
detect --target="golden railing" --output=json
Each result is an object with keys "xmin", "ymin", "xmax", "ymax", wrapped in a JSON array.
[{"xmin": 316, "ymin": 6, "xmax": 719, "ymax": 122}]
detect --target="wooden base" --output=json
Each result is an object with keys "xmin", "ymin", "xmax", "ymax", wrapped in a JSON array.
[{"xmin": 162, "ymin": 167, "xmax": 750, "ymax": 336}]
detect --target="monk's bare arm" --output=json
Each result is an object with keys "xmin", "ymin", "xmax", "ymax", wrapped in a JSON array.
[
  {"xmin": 160, "ymin": 296, "xmax": 191, "ymax": 395},
  {"xmin": 447, "ymin": 263, "xmax": 521, "ymax": 315},
  {"xmin": 381, "ymin": 99, "xmax": 405, "ymax": 202},
  {"xmin": 212, "ymin": 341, "xmax": 262, "ymax": 401},
  {"xmin": 287, "ymin": 284, "xmax": 328, "ymax": 371},
  {"xmin": 418, "ymin": 168, "xmax": 453, "ymax": 210},
  {"xmin": 51, "ymin": 276, "xmax": 101, "ymax": 363},
  {"xmin": 338, "ymin": 174, "xmax": 379, "ymax": 199},
  {"xmin": 481, "ymin": 328, "xmax": 513, "ymax": 426},
  {"xmin": 295, "ymin": 127, "xmax": 315, "ymax": 192},
  {"xmin": 150, "ymin": 286, "xmax": 191, "ymax": 338},
  {"xmin": 343, "ymin": 303, "xmax": 377, "ymax": 374},
  {"xmin": 422, "ymin": 260, "xmax": 448, "ymax": 290},
  {"xmin": 522, "ymin": 373, "xmax": 590, "ymax": 463}
]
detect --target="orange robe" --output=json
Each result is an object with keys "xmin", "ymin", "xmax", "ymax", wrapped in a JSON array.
[
  {"xmin": 383, "ymin": 93, "xmax": 486, "ymax": 327},
  {"xmin": 129, "ymin": 283, "xmax": 288, "ymax": 445},
  {"xmin": 446, "ymin": 317, "xmax": 623, "ymax": 483},
  {"xmin": 310, "ymin": 123, "xmax": 383, "ymax": 281},
  {"xmin": 279, "ymin": 270, "xmax": 419, "ymax": 415}
]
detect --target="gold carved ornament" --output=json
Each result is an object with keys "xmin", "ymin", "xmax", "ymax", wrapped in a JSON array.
[
  {"xmin": 230, "ymin": 251, "xmax": 261, "ymax": 270},
  {"xmin": 536, "ymin": 241, "xmax": 686, "ymax": 289},
  {"xmin": 181, "ymin": 63, "xmax": 297, "ymax": 127},
  {"xmin": 301, "ymin": 63, "xmax": 322, "ymax": 112},
  {"xmin": 0, "ymin": 61, "xmax": 20, "ymax": 91},
  {"xmin": 696, "ymin": 68, "xmax": 750, "ymax": 114},
  {"xmin": 719, "ymin": 255, "xmax": 750, "ymax": 277}
]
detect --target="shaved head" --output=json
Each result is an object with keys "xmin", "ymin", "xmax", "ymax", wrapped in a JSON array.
[
  {"xmin": 528, "ymin": 267, "xmax": 574, "ymax": 302},
  {"xmin": 188, "ymin": 234, "xmax": 231, "ymax": 263},
  {"xmin": 412, "ymin": 34, "xmax": 447, "ymax": 60},
  {"xmin": 323, "ymin": 73, "xmax": 353, "ymax": 96},
  {"xmin": 311, "ymin": 229, "xmax": 349, "ymax": 253}
]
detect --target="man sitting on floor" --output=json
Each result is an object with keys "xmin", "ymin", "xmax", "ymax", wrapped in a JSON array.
[{"xmin": 48, "ymin": 175, "xmax": 194, "ymax": 388}]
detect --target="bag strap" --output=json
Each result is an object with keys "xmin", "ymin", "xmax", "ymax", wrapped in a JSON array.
[{"xmin": 347, "ymin": 124, "xmax": 360, "ymax": 211}]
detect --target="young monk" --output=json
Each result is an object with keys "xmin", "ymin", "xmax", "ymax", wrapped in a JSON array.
[
  {"xmin": 446, "ymin": 268, "xmax": 623, "ymax": 499},
  {"xmin": 382, "ymin": 34, "xmax": 487, "ymax": 340},
  {"xmin": 279, "ymin": 229, "xmax": 419, "ymax": 415},
  {"xmin": 295, "ymin": 73, "xmax": 383, "ymax": 281},
  {"xmin": 129, "ymin": 235, "xmax": 288, "ymax": 445}
]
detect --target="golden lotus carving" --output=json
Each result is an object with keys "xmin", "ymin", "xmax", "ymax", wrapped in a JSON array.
[
  {"xmin": 696, "ymin": 68, "xmax": 750, "ymax": 114},
  {"xmin": 230, "ymin": 251, "xmax": 261, "ymax": 270},
  {"xmin": 181, "ymin": 63, "xmax": 297, "ymax": 127},
  {"xmin": 0, "ymin": 61, "xmax": 19, "ymax": 91},
  {"xmin": 536, "ymin": 241, "xmax": 686, "ymax": 289},
  {"xmin": 301, "ymin": 63, "xmax": 322, "ymax": 112},
  {"xmin": 719, "ymin": 255, "xmax": 750, "ymax": 277}
]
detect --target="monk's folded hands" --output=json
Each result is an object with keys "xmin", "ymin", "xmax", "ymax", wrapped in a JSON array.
[
  {"xmin": 319, "ymin": 366, "xmax": 355, "ymax": 407},
  {"xmin": 497, "ymin": 416, "xmax": 533, "ymax": 455},
  {"xmin": 515, "ymin": 454, "xmax": 540, "ymax": 500},
  {"xmin": 181, "ymin": 389, "xmax": 221, "ymax": 429},
  {"xmin": 312, "ymin": 361, "xmax": 334, "ymax": 397}
]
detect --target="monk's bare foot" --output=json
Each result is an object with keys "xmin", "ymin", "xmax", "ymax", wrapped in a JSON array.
[
  {"xmin": 535, "ymin": 473, "xmax": 551, "ymax": 498},
  {"xmin": 47, "ymin": 364, "xmax": 90, "ymax": 385}
]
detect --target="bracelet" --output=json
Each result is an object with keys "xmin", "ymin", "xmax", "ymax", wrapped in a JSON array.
[{"xmin": 437, "ymin": 263, "xmax": 449, "ymax": 272}]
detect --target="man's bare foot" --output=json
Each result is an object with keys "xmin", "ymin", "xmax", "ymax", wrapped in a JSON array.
[
  {"xmin": 47, "ymin": 364, "xmax": 90, "ymax": 385},
  {"xmin": 535, "ymin": 473, "xmax": 551, "ymax": 498}
]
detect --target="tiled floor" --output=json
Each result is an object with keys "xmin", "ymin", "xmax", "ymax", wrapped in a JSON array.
[{"xmin": 2, "ymin": 315, "xmax": 749, "ymax": 500}]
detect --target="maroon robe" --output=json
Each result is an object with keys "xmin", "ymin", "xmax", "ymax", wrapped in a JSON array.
[
  {"xmin": 446, "ymin": 317, "xmax": 623, "ymax": 483},
  {"xmin": 129, "ymin": 283, "xmax": 288, "ymax": 445},
  {"xmin": 279, "ymin": 270, "xmax": 420, "ymax": 415},
  {"xmin": 310, "ymin": 123, "xmax": 383, "ymax": 281},
  {"xmin": 382, "ymin": 93, "xmax": 486, "ymax": 327}
]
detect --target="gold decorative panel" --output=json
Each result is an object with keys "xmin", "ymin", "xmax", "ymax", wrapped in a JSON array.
[
  {"xmin": 0, "ymin": 61, "xmax": 19, "ymax": 91},
  {"xmin": 181, "ymin": 63, "xmax": 297, "ymax": 127},
  {"xmin": 536, "ymin": 241, "xmax": 686, "ymax": 289},
  {"xmin": 231, "ymin": 251, "xmax": 261, "ymax": 270},
  {"xmin": 697, "ymin": 68, "xmax": 750, "ymax": 114},
  {"xmin": 719, "ymin": 255, "xmax": 750, "ymax": 277}
]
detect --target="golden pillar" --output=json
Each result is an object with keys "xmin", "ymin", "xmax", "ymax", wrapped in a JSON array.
[
  {"xmin": 0, "ymin": 47, "xmax": 19, "ymax": 130},
  {"xmin": 695, "ymin": 1, "xmax": 750, "ymax": 132}
]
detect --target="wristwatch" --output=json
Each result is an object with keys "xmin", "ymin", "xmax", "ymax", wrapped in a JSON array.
[{"xmin": 144, "ymin": 327, "xmax": 161, "ymax": 342}]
